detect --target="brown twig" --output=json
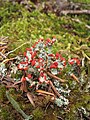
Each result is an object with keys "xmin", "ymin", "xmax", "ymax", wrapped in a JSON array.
[
  {"xmin": 14, "ymin": 81, "xmax": 22, "ymax": 85},
  {"xmin": 49, "ymin": 81, "xmax": 60, "ymax": 98},
  {"xmin": 61, "ymin": 10, "xmax": 90, "ymax": 15},
  {"xmin": 1, "ymin": 80, "xmax": 19, "ymax": 89},
  {"xmin": 46, "ymin": 71, "xmax": 67, "ymax": 83},
  {"xmin": 70, "ymin": 73, "xmax": 80, "ymax": 83},
  {"xmin": 6, "ymin": 85, "xmax": 18, "ymax": 89},
  {"xmin": 36, "ymin": 89, "xmax": 55, "ymax": 97},
  {"xmin": 0, "ymin": 52, "xmax": 7, "ymax": 59},
  {"xmin": 0, "ymin": 57, "xmax": 16, "ymax": 65},
  {"xmin": 0, "ymin": 46, "xmax": 7, "ymax": 51}
]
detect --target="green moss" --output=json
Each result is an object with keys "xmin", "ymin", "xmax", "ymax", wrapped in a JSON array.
[
  {"xmin": 0, "ymin": 1, "xmax": 89, "ymax": 56},
  {"xmin": 71, "ymin": 0, "xmax": 90, "ymax": 3},
  {"xmin": 8, "ymin": 89, "xmax": 19, "ymax": 101},
  {"xmin": 0, "ymin": 106, "xmax": 10, "ymax": 120},
  {"xmin": 0, "ymin": 104, "xmax": 23, "ymax": 120},
  {"xmin": 32, "ymin": 107, "xmax": 44, "ymax": 120},
  {"xmin": 0, "ymin": 85, "xmax": 6, "ymax": 102}
]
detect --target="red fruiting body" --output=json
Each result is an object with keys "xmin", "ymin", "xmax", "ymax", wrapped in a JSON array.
[
  {"xmin": 26, "ymin": 48, "xmax": 33, "ymax": 51},
  {"xmin": 20, "ymin": 61, "xmax": 28, "ymax": 64},
  {"xmin": 60, "ymin": 57, "xmax": 66, "ymax": 66},
  {"xmin": 45, "ymin": 38, "xmax": 52, "ymax": 45},
  {"xmin": 18, "ymin": 64, "xmax": 22, "ymax": 70},
  {"xmin": 31, "ymin": 51, "xmax": 36, "ymax": 59},
  {"xmin": 18, "ymin": 61, "xmax": 28, "ymax": 70},
  {"xmin": 48, "ymin": 54, "xmax": 55, "ymax": 58},
  {"xmin": 75, "ymin": 58, "xmax": 81, "ymax": 65},
  {"xmin": 68, "ymin": 58, "xmax": 80, "ymax": 66},
  {"xmin": 36, "ymin": 65, "xmax": 40, "ymax": 69},
  {"xmin": 53, "ymin": 62, "xmax": 58, "ymax": 67},
  {"xmin": 50, "ymin": 64, "xmax": 57, "ymax": 69},
  {"xmin": 32, "ymin": 42, "xmax": 38, "ymax": 48},
  {"xmin": 55, "ymin": 53, "xmax": 60, "ymax": 59},
  {"xmin": 29, "ymin": 82, "xmax": 36, "ymax": 88},
  {"xmin": 27, "ymin": 74, "xmax": 32, "ymax": 79},
  {"xmin": 46, "ymin": 38, "xmax": 51, "ymax": 43},
  {"xmin": 60, "ymin": 57, "xmax": 65, "ymax": 61},
  {"xmin": 40, "ymin": 68, "xmax": 44, "ymax": 71},
  {"xmin": 40, "ymin": 72, "xmax": 44, "ymax": 77},
  {"xmin": 24, "ymin": 66, "xmax": 28, "ymax": 70},
  {"xmin": 68, "ymin": 59, "xmax": 74, "ymax": 65},
  {"xmin": 38, "ymin": 58, "xmax": 44, "ymax": 63},
  {"xmin": 31, "ymin": 60, "xmax": 36, "ymax": 66},
  {"xmin": 21, "ymin": 76, "xmax": 26, "ymax": 82},
  {"xmin": 63, "ymin": 60, "xmax": 66, "ymax": 66},
  {"xmin": 24, "ymin": 52, "xmax": 26, "ymax": 56},
  {"xmin": 52, "ymin": 37, "xmax": 56, "ymax": 44}
]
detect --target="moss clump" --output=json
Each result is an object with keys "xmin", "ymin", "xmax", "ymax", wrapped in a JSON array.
[
  {"xmin": 32, "ymin": 107, "xmax": 44, "ymax": 120},
  {"xmin": 0, "ymin": 1, "xmax": 89, "ymax": 56},
  {"xmin": 0, "ymin": 85, "xmax": 7, "ymax": 102},
  {"xmin": 0, "ymin": 104, "xmax": 23, "ymax": 120},
  {"xmin": 0, "ymin": 106, "xmax": 10, "ymax": 120}
]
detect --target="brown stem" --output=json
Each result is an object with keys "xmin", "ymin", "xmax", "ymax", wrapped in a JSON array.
[
  {"xmin": 0, "ymin": 46, "xmax": 7, "ymax": 51},
  {"xmin": 36, "ymin": 89, "xmax": 55, "ymax": 97},
  {"xmin": 61, "ymin": 10, "xmax": 90, "ymax": 15},
  {"xmin": 0, "ymin": 57, "xmax": 16, "ymax": 65},
  {"xmin": 20, "ymin": 81, "xmax": 27, "ymax": 92},
  {"xmin": 6, "ymin": 85, "xmax": 18, "ymax": 89},
  {"xmin": 14, "ymin": 81, "xmax": 22, "ymax": 85},
  {"xmin": 0, "ymin": 52, "xmax": 7, "ymax": 59},
  {"xmin": 49, "ymin": 81, "xmax": 60, "ymax": 98},
  {"xmin": 46, "ymin": 71, "xmax": 67, "ymax": 83},
  {"xmin": 70, "ymin": 73, "xmax": 80, "ymax": 83}
]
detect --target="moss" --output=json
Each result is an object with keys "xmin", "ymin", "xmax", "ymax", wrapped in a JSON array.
[
  {"xmin": 0, "ymin": 1, "xmax": 89, "ymax": 57},
  {"xmin": 0, "ymin": 85, "xmax": 7, "ymax": 102},
  {"xmin": 0, "ymin": 104, "xmax": 23, "ymax": 120},
  {"xmin": 63, "ymin": 91, "xmax": 90, "ymax": 119},
  {"xmin": 71, "ymin": 0, "xmax": 90, "ymax": 3},
  {"xmin": 0, "ymin": 106, "xmax": 10, "ymax": 120},
  {"xmin": 8, "ymin": 88, "xmax": 19, "ymax": 101},
  {"xmin": 32, "ymin": 107, "xmax": 44, "ymax": 120},
  {"xmin": 44, "ymin": 108, "xmax": 58, "ymax": 120}
]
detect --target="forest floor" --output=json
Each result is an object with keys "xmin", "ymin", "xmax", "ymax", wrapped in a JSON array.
[{"xmin": 0, "ymin": 1, "xmax": 90, "ymax": 120}]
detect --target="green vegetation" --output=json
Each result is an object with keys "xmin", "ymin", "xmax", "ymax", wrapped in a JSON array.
[
  {"xmin": 0, "ymin": 1, "xmax": 90, "ymax": 55},
  {"xmin": 32, "ymin": 107, "xmax": 44, "ymax": 120},
  {"xmin": 0, "ymin": 0, "xmax": 90, "ymax": 120},
  {"xmin": 71, "ymin": 0, "xmax": 90, "ymax": 3}
]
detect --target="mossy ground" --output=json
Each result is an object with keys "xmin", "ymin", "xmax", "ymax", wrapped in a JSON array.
[{"xmin": 0, "ymin": 1, "xmax": 90, "ymax": 120}]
